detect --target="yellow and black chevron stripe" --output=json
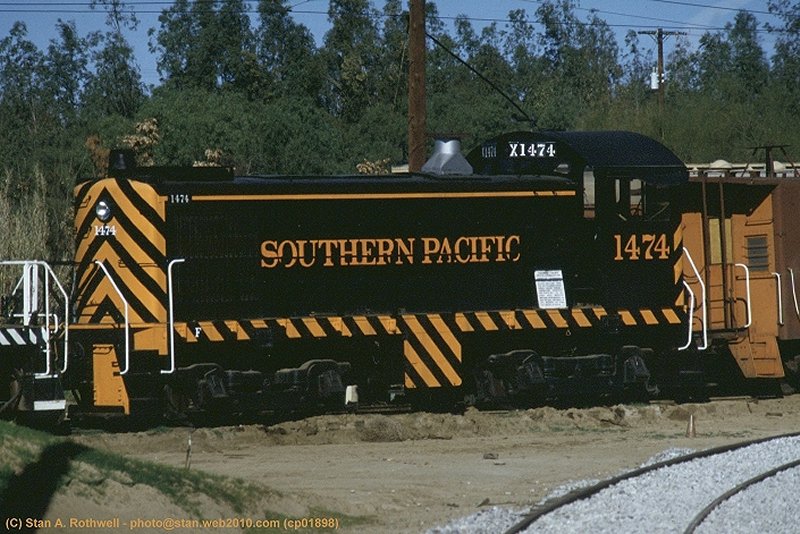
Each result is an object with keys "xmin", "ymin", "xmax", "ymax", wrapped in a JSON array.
[
  {"xmin": 452, "ymin": 307, "xmax": 683, "ymax": 331},
  {"xmin": 672, "ymin": 223, "xmax": 685, "ymax": 307},
  {"xmin": 74, "ymin": 178, "xmax": 167, "ymax": 326},
  {"xmin": 175, "ymin": 315, "xmax": 401, "ymax": 342},
  {"xmin": 174, "ymin": 306, "xmax": 684, "ymax": 389},
  {"xmin": 401, "ymin": 313, "xmax": 463, "ymax": 388}
]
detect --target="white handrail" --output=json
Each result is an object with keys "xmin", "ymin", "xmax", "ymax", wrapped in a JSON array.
[
  {"xmin": 789, "ymin": 268, "xmax": 800, "ymax": 322},
  {"xmin": 40, "ymin": 262, "xmax": 69, "ymax": 375},
  {"xmin": 772, "ymin": 272, "xmax": 784, "ymax": 326},
  {"xmin": 1, "ymin": 260, "xmax": 69, "ymax": 377},
  {"xmin": 682, "ymin": 247, "xmax": 708, "ymax": 350},
  {"xmin": 94, "ymin": 260, "xmax": 130, "ymax": 375},
  {"xmin": 679, "ymin": 281, "xmax": 696, "ymax": 351},
  {"xmin": 734, "ymin": 263, "xmax": 751, "ymax": 329},
  {"xmin": 163, "ymin": 258, "xmax": 185, "ymax": 375}
]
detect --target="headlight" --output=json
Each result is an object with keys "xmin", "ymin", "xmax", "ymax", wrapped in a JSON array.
[{"xmin": 96, "ymin": 200, "xmax": 112, "ymax": 222}]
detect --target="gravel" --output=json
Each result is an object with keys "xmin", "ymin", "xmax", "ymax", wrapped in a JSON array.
[{"xmin": 428, "ymin": 436, "xmax": 800, "ymax": 534}]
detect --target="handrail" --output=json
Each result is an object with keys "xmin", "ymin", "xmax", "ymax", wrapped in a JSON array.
[
  {"xmin": 772, "ymin": 272, "xmax": 784, "ymax": 326},
  {"xmin": 163, "ymin": 258, "xmax": 185, "ymax": 375},
  {"xmin": 93, "ymin": 260, "xmax": 130, "ymax": 375},
  {"xmin": 789, "ymin": 268, "xmax": 800, "ymax": 322},
  {"xmin": 679, "ymin": 281, "xmax": 696, "ymax": 351},
  {"xmin": 682, "ymin": 247, "xmax": 708, "ymax": 350},
  {"xmin": 1, "ymin": 260, "xmax": 69, "ymax": 377},
  {"xmin": 43, "ymin": 262, "xmax": 70, "ymax": 375},
  {"xmin": 734, "ymin": 263, "xmax": 752, "ymax": 328}
]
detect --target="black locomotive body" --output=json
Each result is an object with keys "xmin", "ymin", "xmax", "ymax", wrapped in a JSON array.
[{"xmin": 60, "ymin": 130, "xmax": 690, "ymax": 418}]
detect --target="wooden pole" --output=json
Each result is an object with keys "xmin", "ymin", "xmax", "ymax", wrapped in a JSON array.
[{"xmin": 408, "ymin": 0, "xmax": 426, "ymax": 172}]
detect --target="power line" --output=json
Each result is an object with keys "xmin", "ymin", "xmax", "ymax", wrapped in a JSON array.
[
  {"xmin": 644, "ymin": 0, "xmax": 774, "ymax": 17},
  {"xmin": 515, "ymin": 0, "xmax": 717, "ymax": 29},
  {"xmin": 0, "ymin": 1, "xmax": 791, "ymax": 34}
]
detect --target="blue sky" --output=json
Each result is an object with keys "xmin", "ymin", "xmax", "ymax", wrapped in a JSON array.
[{"xmin": 0, "ymin": 0, "xmax": 784, "ymax": 88}]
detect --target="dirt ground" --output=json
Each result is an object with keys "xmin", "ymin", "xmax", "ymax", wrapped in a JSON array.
[{"xmin": 70, "ymin": 395, "xmax": 800, "ymax": 533}]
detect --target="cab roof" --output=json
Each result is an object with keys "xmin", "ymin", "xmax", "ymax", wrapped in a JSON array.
[{"xmin": 467, "ymin": 130, "xmax": 688, "ymax": 185}]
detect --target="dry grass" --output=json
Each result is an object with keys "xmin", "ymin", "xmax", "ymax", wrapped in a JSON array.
[{"xmin": 0, "ymin": 166, "xmax": 74, "ymax": 301}]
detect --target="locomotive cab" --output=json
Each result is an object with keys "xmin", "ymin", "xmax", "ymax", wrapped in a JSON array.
[
  {"xmin": 467, "ymin": 131, "xmax": 690, "ymax": 402},
  {"xmin": 468, "ymin": 130, "xmax": 687, "ymax": 314}
]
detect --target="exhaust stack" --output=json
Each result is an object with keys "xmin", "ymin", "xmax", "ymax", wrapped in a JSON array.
[{"xmin": 421, "ymin": 137, "xmax": 473, "ymax": 176}]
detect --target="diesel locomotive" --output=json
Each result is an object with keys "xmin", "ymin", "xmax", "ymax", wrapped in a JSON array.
[{"xmin": 0, "ymin": 129, "xmax": 796, "ymax": 422}]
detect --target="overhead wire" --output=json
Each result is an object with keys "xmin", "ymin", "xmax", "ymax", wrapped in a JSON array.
[{"xmin": 0, "ymin": 1, "xmax": 791, "ymax": 35}]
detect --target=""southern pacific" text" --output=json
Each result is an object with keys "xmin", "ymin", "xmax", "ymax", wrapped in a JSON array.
[{"xmin": 260, "ymin": 235, "xmax": 521, "ymax": 269}]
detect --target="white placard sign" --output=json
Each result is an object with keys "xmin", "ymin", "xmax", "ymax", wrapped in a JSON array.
[{"xmin": 535, "ymin": 270, "xmax": 567, "ymax": 309}]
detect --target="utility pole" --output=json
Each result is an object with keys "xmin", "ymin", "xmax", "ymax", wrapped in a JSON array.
[
  {"xmin": 638, "ymin": 28, "xmax": 686, "ymax": 114},
  {"xmin": 408, "ymin": 0, "xmax": 426, "ymax": 172}
]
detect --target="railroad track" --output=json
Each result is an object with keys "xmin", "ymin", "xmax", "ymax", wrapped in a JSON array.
[
  {"xmin": 683, "ymin": 456, "xmax": 800, "ymax": 533},
  {"xmin": 505, "ymin": 431, "xmax": 800, "ymax": 534}
]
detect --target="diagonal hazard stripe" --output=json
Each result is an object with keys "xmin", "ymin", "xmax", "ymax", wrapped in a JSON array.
[
  {"xmin": 474, "ymin": 311, "xmax": 498, "ymax": 331},
  {"xmin": 522, "ymin": 310, "xmax": 547, "ymax": 329},
  {"xmin": 301, "ymin": 317, "xmax": 326, "ymax": 338},
  {"xmin": 403, "ymin": 315, "xmax": 461, "ymax": 386},
  {"xmin": 546, "ymin": 309, "xmax": 569, "ymax": 328},
  {"xmin": 640, "ymin": 309, "xmax": 659, "ymax": 325},
  {"xmin": 455, "ymin": 313, "xmax": 474, "ymax": 332},
  {"xmin": 224, "ymin": 320, "xmax": 250, "ymax": 341},
  {"xmin": 571, "ymin": 309, "xmax": 592, "ymax": 328},
  {"xmin": 662, "ymin": 308, "xmax": 682, "ymax": 324},
  {"xmin": 277, "ymin": 319, "xmax": 302, "ymax": 339},
  {"xmin": 499, "ymin": 310, "xmax": 522, "ymax": 330},
  {"xmin": 427, "ymin": 314, "xmax": 462, "ymax": 362},
  {"xmin": 404, "ymin": 373, "xmax": 415, "ymax": 388},
  {"xmin": 325, "ymin": 316, "xmax": 352, "ymax": 337},
  {"xmin": 619, "ymin": 310, "xmax": 637, "ymax": 326},
  {"xmin": 352, "ymin": 316, "xmax": 376, "ymax": 336},
  {"xmin": 403, "ymin": 341, "xmax": 441, "ymax": 387}
]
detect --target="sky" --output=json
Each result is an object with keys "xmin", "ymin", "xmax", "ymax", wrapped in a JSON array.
[{"xmin": 0, "ymin": 0, "xmax": 785, "ymax": 88}]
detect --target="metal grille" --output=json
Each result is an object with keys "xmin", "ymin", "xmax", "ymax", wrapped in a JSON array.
[{"xmin": 745, "ymin": 235, "xmax": 769, "ymax": 271}]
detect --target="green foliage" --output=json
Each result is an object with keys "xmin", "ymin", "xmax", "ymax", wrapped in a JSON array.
[{"xmin": 1, "ymin": 0, "xmax": 800, "ymax": 263}]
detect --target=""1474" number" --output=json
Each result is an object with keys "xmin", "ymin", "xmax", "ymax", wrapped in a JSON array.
[{"xmin": 614, "ymin": 233, "xmax": 670, "ymax": 261}]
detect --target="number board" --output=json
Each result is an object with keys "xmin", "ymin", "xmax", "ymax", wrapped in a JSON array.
[
  {"xmin": 507, "ymin": 141, "xmax": 556, "ymax": 159},
  {"xmin": 613, "ymin": 233, "xmax": 670, "ymax": 261}
]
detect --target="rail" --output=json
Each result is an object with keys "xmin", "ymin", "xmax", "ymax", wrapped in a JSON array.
[
  {"xmin": 164, "ymin": 258, "xmax": 185, "ymax": 375},
  {"xmin": 93, "ymin": 260, "xmax": 130, "ymax": 376},
  {"xmin": 505, "ymin": 431, "xmax": 800, "ymax": 534},
  {"xmin": 683, "ymin": 457, "xmax": 800, "ymax": 533},
  {"xmin": 682, "ymin": 247, "xmax": 708, "ymax": 350},
  {"xmin": 0, "ymin": 260, "xmax": 69, "ymax": 377},
  {"xmin": 734, "ymin": 263, "xmax": 751, "ymax": 329},
  {"xmin": 772, "ymin": 272, "xmax": 784, "ymax": 326}
]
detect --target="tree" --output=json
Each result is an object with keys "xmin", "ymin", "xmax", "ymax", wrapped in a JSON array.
[
  {"xmin": 768, "ymin": 0, "xmax": 800, "ymax": 110},
  {"xmin": 141, "ymin": 86, "xmax": 345, "ymax": 174},
  {"xmin": 531, "ymin": 0, "xmax": 620, "ymax": 129},
  {"xmin": 217, "ymin": 0, "xmax": 259, "ymax": 92},
  {"xmin": 373, "ymin": 0, "xmax": 408, "ymax": 108},
  {"xmin": 150, "ymin": 0, "xmax": 221, "ymax": 90},
  {"xmin": 321, "ymin": 0, "xmax": 382, "ymax": 121},
  {"xmin": 42, "ymin": 21, "xmax": 92, "ymax": 117},
  {"xmin": 691, "ymin": 12, "xmax": 767, "ymax": 103},
  {"xmin": 255, "ymin": 0, "xmax": 321, "ymax": 100},
  {"xmin": 0, "ymin": 22, "xmax": 44, "ymax": 119},
  {"xmin": 727, "ymin": 11, "xmax": 769, "ymax": 92},
  {"xmin": 84, "ymin": 0, "xmax": 145, "ymax": 118}
]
